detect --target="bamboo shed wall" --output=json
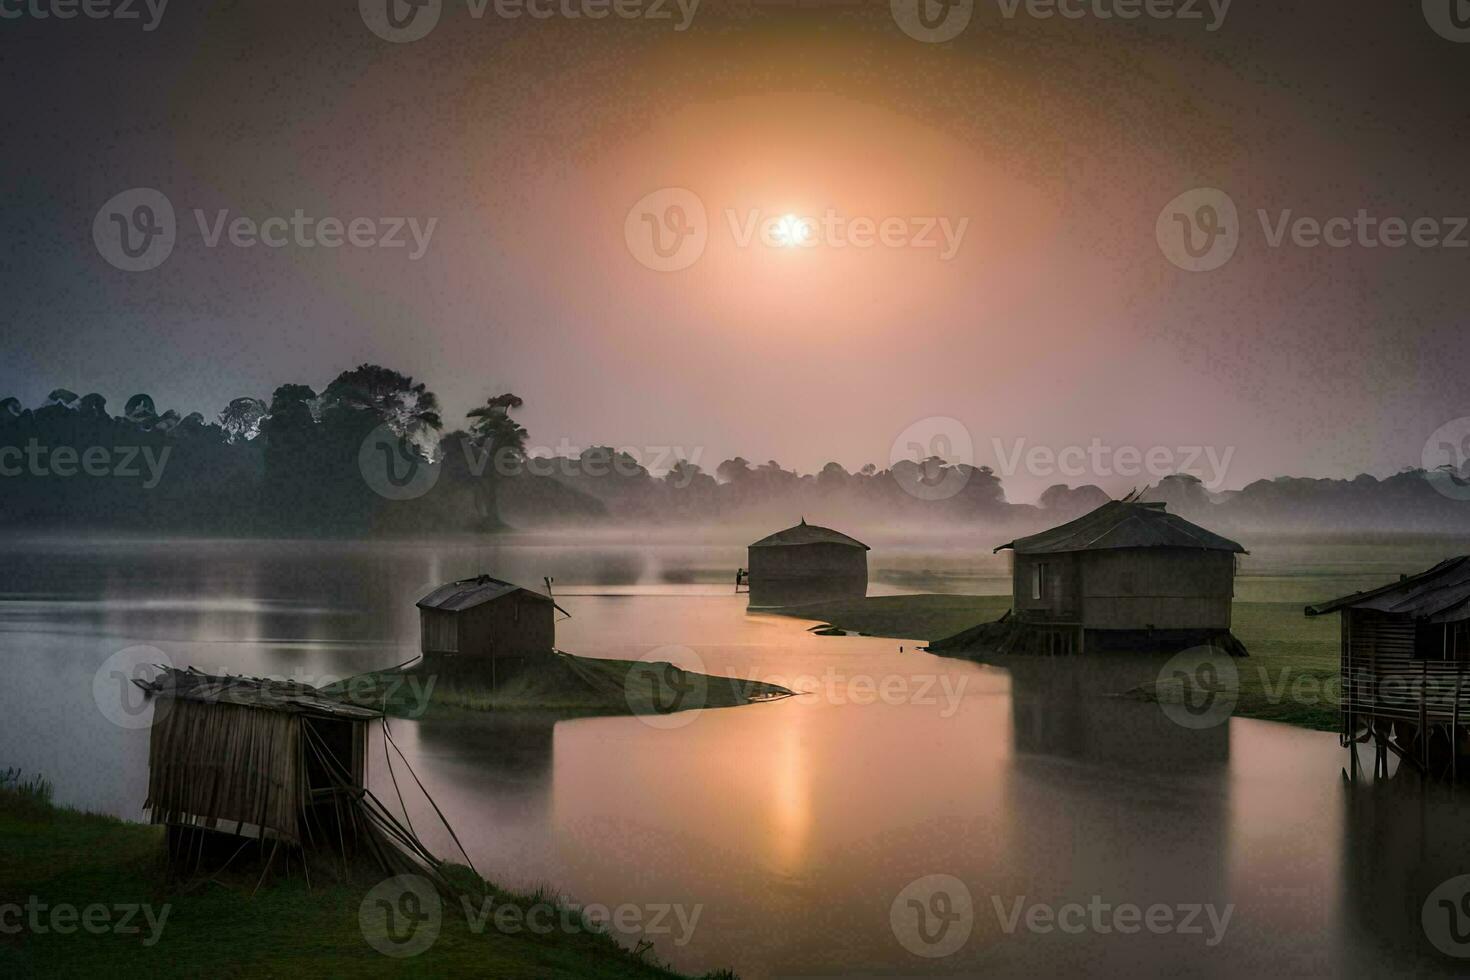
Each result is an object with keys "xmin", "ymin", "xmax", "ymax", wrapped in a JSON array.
[{"xmin": 145, "ymin": 698, "xmax": 303, "ymax": 844}]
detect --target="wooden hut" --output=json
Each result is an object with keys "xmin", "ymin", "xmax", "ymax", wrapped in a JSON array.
[
  {"xmin": 745, "ymin": 519, "xmax": 869, "ymax": 607},
  {"xmin": 987, "ymin": 500, "xmax": 1247, "ymax": 655},
  {"xmin": 416, "ymin": 575, "xmax": 560, "ymax": 660},
  {"xmin": 140, "ymin": 668, "xmax": 378, "ymax": 861},
  {"xmin": 1305, "ymin": 557, "xmax": 1470, "ymax": 778}
]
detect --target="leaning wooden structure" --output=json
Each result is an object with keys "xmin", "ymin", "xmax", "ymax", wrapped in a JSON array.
[
  {"xmin": 136, "ymin": 666, "xmax": 469, "ymax": 886},
  {"xmin": 1306, "ymin": 557, "xmax": 1470, "ymax": 780}
]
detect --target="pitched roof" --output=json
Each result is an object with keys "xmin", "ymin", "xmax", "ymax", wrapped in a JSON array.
[
  {"xmin": 1304, "ymin": 556, "xmax": 1470, "ymax": 622},
  {"xmin": 994, "ymin": 500, "xmax": 1246, "ymax": 555},
  {"xmin": 416, "ymin": 575, "xmax": 554, "ymax": 612},
  {"xmin": 749, "ymin": 519, "xmax": 870, "ymax": 550},
  {"xmin": 138, "ymin": 667, "xmax": 382, "ymax": 720}
]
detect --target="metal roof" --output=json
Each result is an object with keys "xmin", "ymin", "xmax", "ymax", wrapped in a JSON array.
[
  {"xmin": 994, "ymin": 500, "xmax": 1246, "ymax": 556},
  {"xmin": 138, "ymin": 667, "xmax": 382, "ymax": 720},
  {"xmin": 749, "ymin": 519, "xmax": 870, "ymax": 550},
  {"xmin": 1305, "ymin": 556, "xmax": 1470, "ymax": 622},
  {"xmin": 416, "ymin": 575, "xmax": 554, "ymax": 612}
]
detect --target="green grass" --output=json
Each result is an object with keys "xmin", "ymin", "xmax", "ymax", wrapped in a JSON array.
[
  {"xmin": 0, "ymin": 782, "xmax": 726, "ymax": 979},
  {"xmin": 776, "ymin": 593, "xmax": 1345, "ymax": 732}
]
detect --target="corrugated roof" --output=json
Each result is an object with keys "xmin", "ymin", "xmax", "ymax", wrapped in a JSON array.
[
  {"xmin": 416, "ymin": 575, "xmax": 553, "ymax": 612},
  {"xmin": 140, "ymin": 667, "xmax": 382, "ymax": 720},
  {"xmin": 1305, "ymin": 556, "xmax": 1470, "ymax": 621},
  {"xmin": 749, "ymin": 519, "xmax": 870, "ymax": 550},
  {"xmin": 994, "ymin": 500, "xmax": 1246, "ymax": 555}
]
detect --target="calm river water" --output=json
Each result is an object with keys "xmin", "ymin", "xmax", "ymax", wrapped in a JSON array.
[{"xmin": 2, "ymin": 534, "xmax": 1468, "ymax": 977}]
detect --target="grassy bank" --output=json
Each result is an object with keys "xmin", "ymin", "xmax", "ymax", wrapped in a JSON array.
[
  {"xmin": 331, "ymin": 650, "xmax": 792, "ymax": 718},
  {"xmin": 0, "ymin": 774, "xmax": 721, "ymax": 979},
  {"xmin": 777, "ymin": 593, "xmax": 1343, "ymax": 732}
]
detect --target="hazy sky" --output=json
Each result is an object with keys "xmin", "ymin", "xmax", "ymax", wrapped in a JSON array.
[{"xmin": 4, "ymin": 2, "xmax": 1469, "ymax": 501}]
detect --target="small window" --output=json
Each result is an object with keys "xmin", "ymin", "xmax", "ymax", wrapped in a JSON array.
[{"xmin": 1032, "ymin": 562, "xmax": 1048, "ymax": 601}]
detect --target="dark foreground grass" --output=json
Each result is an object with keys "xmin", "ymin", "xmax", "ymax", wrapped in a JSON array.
[
  {"xmin": 777, "ymin": 593, "xmax": 1344, "ymax": 732},
  {"xmin": 0, "ymin": 778, "xmax": 723, "ymax": 980}
]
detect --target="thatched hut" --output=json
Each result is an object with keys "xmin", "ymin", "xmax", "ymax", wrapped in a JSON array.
[
  {"xmin": 745, "ymin": 519, "xmax": 869, "ymax": 607},
  {"xmin": 416, "ymin": 575, "xmax": 561, "ymax": 660}
]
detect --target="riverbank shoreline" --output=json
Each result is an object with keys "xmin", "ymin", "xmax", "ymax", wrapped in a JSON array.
[{"xmin": 0, "ymin": 775, "xmax": 726, "ymax": 979}]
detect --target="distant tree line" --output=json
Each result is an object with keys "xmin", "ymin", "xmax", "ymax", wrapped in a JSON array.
[{"xmin": 2, "ymin": 366, "xmax": 1469, "ymax": 536}]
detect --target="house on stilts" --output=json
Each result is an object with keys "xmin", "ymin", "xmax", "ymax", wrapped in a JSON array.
[{"xmin": 1306, "ymin": 556, "xmax": 1470, "ymax": 779}]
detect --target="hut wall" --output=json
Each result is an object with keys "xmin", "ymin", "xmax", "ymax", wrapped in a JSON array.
[
  {"xmin": 747, "ymin": 543, "xmax": 867, "ymax": 583},
  {"xmin": 1076, "ymin": 549, "xmax": 1235, "ymax": 630},
  {"xmin": 146, "ymin": 699, "xmax": 303, "ymax": 843},
  {"xmin": 1011, "ymin": 553, "xmax": 1082, "ymax": 623},
  {"xmin": 420, "ymin": 607, "xmax": 459, "ymax": 654},
  {"xmin": 451, "ymin": 593, "xmax": 555, "ymax": 658}
]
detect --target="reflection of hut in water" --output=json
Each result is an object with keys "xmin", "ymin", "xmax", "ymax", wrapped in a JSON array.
[
  {"xmin": 1306, "ymin": 557, "xmax": 1470, "ymax": 778},
  {"xmin": 933, "ymin": 499, "xmax": 1247, "ymax": 656},
  {"xmin": 744, "ymin": 519, "xmax": 869, "ymax": 608},
  {"xmin": 417, "ymin": 575, "xmax": 563, "ymax": 662},
  {"xmin": 1007, "ymin": 658, "xmax": 1229, "ymax": 771},
  {"xmin": 137, "ymin": 668, "xmax": 456, "ymax": 882}
]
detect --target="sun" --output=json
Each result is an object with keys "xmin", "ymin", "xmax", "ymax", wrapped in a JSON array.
[{"xmin": 772, "ymin": 213, "xmax": 811, "ymax": 248}]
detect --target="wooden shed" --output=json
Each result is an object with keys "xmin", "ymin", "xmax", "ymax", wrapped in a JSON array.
[
  {"xmin": 990, "ymin": 499, "xmax": 1247, "ymax": 655},
  {"xmin": 138, "ymin": 668, "xmax": 378, "ymax": 863},
  {"xmin": 1306, "ymin": 557, "xmax": 1470, "ymax": 778},
  {"xmin": 745, "ymin": 519, "xmax": 869, "ymax": 607},
  {"xmin": 416, "ymin": 575, "xmax": 560, "ymax": 660}
]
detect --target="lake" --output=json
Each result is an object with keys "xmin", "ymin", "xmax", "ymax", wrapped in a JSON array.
[{"xmin": 3, "ymin": 533, "xmax": 1469, "ymax": 977}]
